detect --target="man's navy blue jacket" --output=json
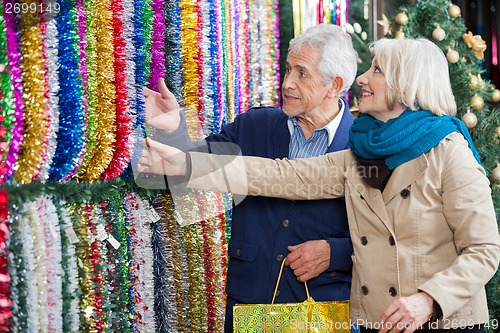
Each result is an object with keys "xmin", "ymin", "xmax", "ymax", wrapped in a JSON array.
[{"xmin": 158, "ymin": 106, "xmax": 354, "ymax": 332}]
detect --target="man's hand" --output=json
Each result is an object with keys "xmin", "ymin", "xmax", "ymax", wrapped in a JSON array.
[
  {"xmin": 144, "ymin": 78, "xmax": 181, "ymax": 132},
  {"xmin": 285, "ymin": 240, "xmax": 330, "ymax": 282},
  {"xmin": 378, "ymin": 292, "xmax": 434, "ymax": 333},
  {"xmin": 139, "ymin": 138, "xmax": 187, "ymax": 176}
]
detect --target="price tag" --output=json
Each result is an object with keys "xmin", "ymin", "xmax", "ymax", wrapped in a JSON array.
[
  {"xmin": 96, "ymin": 224, "xmax": 108, "ymax": 241},
  {"xmin": 65, "ymin": 226, "xmax": 79, "ymax": 244},
  {"xmin": 107, "ymin": 234, "xmax": 121, "ymax": 249},
  {"xmin": 148, "ymin": 208, "xmax": 161, "ymax": 222}
]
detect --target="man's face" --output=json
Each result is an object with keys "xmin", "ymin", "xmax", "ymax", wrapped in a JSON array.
[{"xmin": 281, "ymin": 46, "xmax": 331, "ymax": 118}]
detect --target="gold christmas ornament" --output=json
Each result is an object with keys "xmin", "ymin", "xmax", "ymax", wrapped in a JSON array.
[
  {"xmin": 395, "ymin": 29, "xmax": 405, "ymax": 39},
  {"xmin": 492, "ymin": 89, "xmax": 500, "ymax": 103},
  {"xmin": 448, "ymin": 4, "xmax": 461, "ymax": 18},
  {"xmin": 446, "ymin": 48, "xmax": 460, "ymax": 63},
  {"xmin": 432, "ymin": 25, "xmax": 446, "ymax": 41},
  {"xmin": 461, "ymin": 111, "xmax": 477, "ymax": 129},
  {"xmin": 470, "ymin": 94, "xmax": 485, "ymax": 111},
  {"xmin": 462, "ymin": 31, "xmax": 487, "ymax": 59},
  {"xmin": 468, "ymin": 74, "xmax": 479, "ymax": 90},
  {"xmin": 491, "ymin": 165, "xmax": 500, "ymax": 183},
  {"xmin": 495, "ymin": 125, "xmax": 500, "ymax": 138},
  {"xmin": 395, "ymin": 12, "xmax": 409, "ymax": 25}
]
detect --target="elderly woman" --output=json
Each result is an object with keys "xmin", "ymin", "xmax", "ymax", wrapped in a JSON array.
[{"xmin": 139, "ymin": 38, "xmax": 499, "ymax": 333}]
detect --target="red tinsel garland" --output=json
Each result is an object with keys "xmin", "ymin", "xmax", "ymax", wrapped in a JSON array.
[{"xmin": 0, "ymin": 190, "xmax": 12, "ymax": 333}]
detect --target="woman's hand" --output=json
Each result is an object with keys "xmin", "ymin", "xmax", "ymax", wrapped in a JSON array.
[
  {"xmin": 139, "ymin": 138, "xmax": 188, "ymax": 176},
  {"xmin": 378, "ymin": 292, "xmax": 434, "ymax": 333},
  {"xmin": 144, "ymin": 78, "xmax": 181, "ymax": 132}
]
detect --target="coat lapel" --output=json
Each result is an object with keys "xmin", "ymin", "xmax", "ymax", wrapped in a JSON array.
[
  {"xmin": 382, "ymin": 154, "xmax": 428, "ymax": 204},
  {"xmin": 346, "ymin": 167, "xmax": 392, "ymax": 228}
]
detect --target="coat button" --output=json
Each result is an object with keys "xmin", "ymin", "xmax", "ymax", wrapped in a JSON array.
[
  {"xmin": 400, "ymin": 188, "xmax": 410, "ymax": 199},
  {"xmin": 276, "ymin": 254, "xmax": 284, "ymax": 262},
  {"xmin": 329, "ymin": 271, "xmax": 337, "ymax": 277},
  {"xmin": 283, "ymin": 219, "xmax": 289, "ymax": 227},
  {"xmin": 360, "ymin": 236, "xmax": 368, "ymax": 245},
  {"xmin": 389, "ymin": 236, "xmax": 395, "ymax": 246},
  {"xmin": 389, "ymin": 287, "xmax": 397, "ymax": 297},
  {"xmin": 236, "ymin": 249, "xmax": 241, "ymax": 257},
  {"xmin": 361, "ymin": 286, "xmax": 369, "ymax": 295}
]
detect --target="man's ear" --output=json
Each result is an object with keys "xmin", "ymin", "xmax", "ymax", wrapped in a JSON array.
[{"xmin": 328, "ymin": 76, "xmax": 344, "ymax": 97}]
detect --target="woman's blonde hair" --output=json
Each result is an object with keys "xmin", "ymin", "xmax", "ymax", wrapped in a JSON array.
[{"xmin": 371, "ymin": 38, "xmax": 457, "ymax": 116}]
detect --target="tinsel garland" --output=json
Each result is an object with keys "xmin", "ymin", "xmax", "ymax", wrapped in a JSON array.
[
  {"xmin": 124, "ymin": 193, "xmax": 155, "ymax": 332},
  {"xmin": 180, "ymin": 0, "xmax": 202, "ymax": 140},
  {"xmin": 221, "ymin": 0, "xmax": 235, "ymax": 125},
  {"xmin": 151, "ymin": 193, "xmax": 191, "ymax": 332},
  {"xmin": 142, "ymin": 0, "xmax": 153, "ymax": 83},
  {"xmin": 195, "ymin": 2, "xmax": 205, "ymax": 139},
  {"xmin": 0, "ymin": 191, "xmax": 12, "ymax": 332},
  {"xmin": 3, "ymin": 1, "xmax": 25, "ymax": 183},
  {"xmin": 36, "ymin": 195, "xmax": 63, "ymax": 332},
  {"xmin": 200, "ymin": 0, "xmax": 219, "ymax": 136},
  {"xmin": 0, "ymin": 3, "xmax": 15, "ymax": 185},
  {"xmin": 75, "ymin": 0, "xmax": 98, "ymax": 180},
  {"xmin": 27, "ymin": 200, "xmax": 49, "ymax": 331},
  {"xmin": 101, "ymin": 0, "xmax": 133, "ymax": 180},
  {"xmin": 79, "ymin": 0, "xmax": 117, "ymax": 181},
  {"xmin": 49, "ymin": 0, "xmax": 87, "ymax": 181},
  {"xmin": 9, "ymin": 203, "xmax": 39, "ymax": 332},
  {"xmin": 14, "ymin": 0, "xmax": 50, "ymax": 183},
  {"xmin": 271, "ymin": 0, "xmax": 281, "ymax": 105},
  {"xmin": 38, "ymin": 0, "xmax": 61, "ymax": 182},
  {"xmin": 235, "ymin": 0, "xmax": 250, "ymax": 117},
  {"xmin": 168, "ymin": 191, "xmax": 208, "ymax": 332},
  {"xmin": 213, "ymin": 0, "xmax": 225, "ymax": 134},
  {"xmin": 70, "ymin": 204, "xmax": 100, "ymax": 331},
  {"xmin": 125, "ymin": 193, "xmax": 155, "ymax": 332},
  {"xmin": 164, "ymin": 0, "xmax": 183, "ymax": 103},
  {"xmin": 150, "ymin": 194, "xmax": 181, "ymax": 333},
  {"xmin": 147, "ymin": 0, "xmax": 166, "ymax": 91},
  {"xmin": 122, "ymin": 0, "xmax": 137, "ymax": 124},
  {"xmin": 198, "ymin": 193, "xmax": 219, "ymax": 333},
  {"xmin": 56, "ymin": 203, "xmax": 80, "ymax": 333},
  {"xmin": 100, "ymin": 197, "xmax": 132, "ymax": 332},
  {"xmin": 182, "ymin": 222, "xmax": 208, "ymax": 332}
]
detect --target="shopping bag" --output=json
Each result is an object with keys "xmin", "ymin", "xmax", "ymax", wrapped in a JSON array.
[{"xmin": 233, "ymin": 258, "xmax": 350, "ymax": 332}]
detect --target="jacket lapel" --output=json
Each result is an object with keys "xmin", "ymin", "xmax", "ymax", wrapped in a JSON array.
[
  {"xmin": 346, "ymin": 154, "xmax": 428, "ymax": 232},
  {"xmin": 346, "ymin": 167, "xmax": 392, "ymax": 228},
  {"xmin": 382, "ymin": 154, "xmax": 428, "ymax": 204}
]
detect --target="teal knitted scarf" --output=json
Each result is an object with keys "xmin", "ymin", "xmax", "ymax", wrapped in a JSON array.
[{"xmin": 348, "ymin": 109, "xmax": 485, "ymax": 172}]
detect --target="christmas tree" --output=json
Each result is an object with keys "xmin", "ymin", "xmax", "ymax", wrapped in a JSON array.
[{"xmin": 348, "ymin": 0, "xmax": 500, "ymax": 328}]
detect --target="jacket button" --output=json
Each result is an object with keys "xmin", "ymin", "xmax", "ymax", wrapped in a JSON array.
[
  {"xmin": 236, "ymin": 249, "xmax": 241, "ymax": 257},
  {"xmin": 389, "ymin": 236, "xmax": 395, "ymax": 246},
  {"xmin": 283, "ymin": 219, "xmax": 289, "ymax": 227},
  {"xmin": 276, "ymin": 290, "xmax": 280, "ymax": 296},
  {"xmin": 329, "ymin": 271, "xmax": 337, "ymax": 277},
  {"xmin": 361, "ymin": 286, "xmax": 369, "ymax": 295},
  {"xmin": 400, "ymin": 188, "xmax": 410, "ymax": 199},
  {"xmin": 389, "ymin": 287, "xmax": 397, "ymax": 297},
  {"xmin": 360, "ymin": 236, "xmax": 368, "ymax": 245},
  {"xmin": 276, "ymin": 254, "xmax": 284, "ymax": 262}
]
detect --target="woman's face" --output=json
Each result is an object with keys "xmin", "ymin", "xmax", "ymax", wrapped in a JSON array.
[{"xmin": 356, "ymin": 58, "xmax": 405, "ymax": 122}]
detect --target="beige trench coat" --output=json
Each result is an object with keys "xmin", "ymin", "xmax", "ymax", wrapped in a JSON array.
[{"xmin": 187, "ymin": 132, "xmax": 500, "ymax": 329}]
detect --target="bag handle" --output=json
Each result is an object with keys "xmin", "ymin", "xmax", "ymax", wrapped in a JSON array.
[{"xmin": 271, "ymin": 257, "xmax": 310, "ymax": 304}]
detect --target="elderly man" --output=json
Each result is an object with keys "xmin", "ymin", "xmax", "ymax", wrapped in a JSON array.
[{"xmin": 143, "ymin": 24, "xmax": 358, "ymax": 332}]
